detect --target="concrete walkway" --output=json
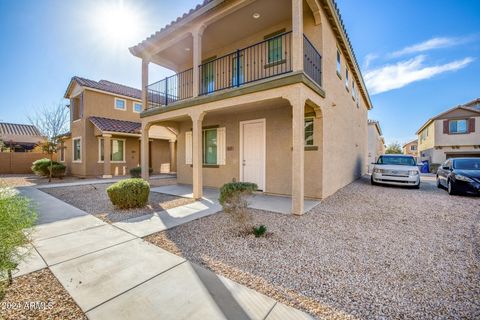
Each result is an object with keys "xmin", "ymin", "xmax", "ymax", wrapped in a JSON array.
[
  {"xmin": 15, "ymin": 187, "xmax": 314, "ymax": 319},
  {"xmin": 151, "ymin": 184, "xmax": 321, "ymax": 214}
]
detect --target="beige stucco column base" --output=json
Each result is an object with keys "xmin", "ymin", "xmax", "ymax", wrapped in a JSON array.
[
  {"xmin": 169, "ymin": 140, "xmax": 176, "ymax": 172},
  {"xmin": 190, "ymin": 111, "xmax": 205, "ymax": 200},
  {"xmin": 141, "ymin": 123, "xmax": 151, "ymax": 180},
  {"xmin": 102, "ymin": 134, "xmax": 112, "ymax": 179}
]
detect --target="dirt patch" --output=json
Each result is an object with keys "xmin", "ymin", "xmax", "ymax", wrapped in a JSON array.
[
  {"xmin": 43, "ymin": 179, "xmax": 194, "ymax": 223},
  {"xmin": 0, "ymin": 269, "xmax": 86, "ymax": 320}
]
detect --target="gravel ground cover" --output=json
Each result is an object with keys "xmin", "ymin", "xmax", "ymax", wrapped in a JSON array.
[
  {"xmin": 43, "ymin": 179, "xmax": 194, "ymax": 223},
  {"xmin": 0, "ymin": 174, "xmax": 83, "ymax": 187},
  {"xmin": 145, "ymin": 176, "xmax": 480, "ymax": 319},
  {"xmin": 0, "ymin": 269, "xmax": 86, "ymax": 320}
]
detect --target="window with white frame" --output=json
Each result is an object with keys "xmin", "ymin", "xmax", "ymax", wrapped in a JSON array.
[
  {"xmin": 114, "ymin": 98, "xmax": 126, "ymax": 110},
  {"xmin": 352, "ymin": 80, "xmax": 356, "ymax": 100},
  {"xmin": 449, "ymin": 119, "xmax": 467, "ymax": 134},
  {"xmin": 73, "ymin": 138, "xmax": 81, "ymax": 162},
  {"xmin": 59, "ymin": 144, "xmax": 65, "ymax": 162},
  {"xmin": 411, "ymin": 145, "xmax": 417, "ymax": 151},
  {"xmin": 305, "ymin": 117, "xmax": 314, "ymax": 146},
  {"xmin": 98, "ymin": 138, "xmax": 125, "ymax": 162},
  {"xmin": 133, "ymin": 102, "xmax": 142, "ymax": 113},
  {"xmin": 336, "ymin": 50, "xmax": 341, "ymax": 75},
  {"xmin": 185, "ymin": 128, "xmax": 226, "ymax": 165}
]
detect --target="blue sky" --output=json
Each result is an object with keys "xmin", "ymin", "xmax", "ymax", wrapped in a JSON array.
[{"xmin": 0, "ymin": 0, "xmax": 479, "ymax": 145}]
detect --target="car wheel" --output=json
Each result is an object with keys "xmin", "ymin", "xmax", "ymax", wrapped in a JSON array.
[
  {"xmin": 370, "ymin": 176, "xmax": 377, "ymax": 186},
  {"xmin": 447, "ymin": 180, "xmax": 456, "ymax": 195},
  {"xmin": 413, "ymin": 182, "xmax": 420, "ymax": 189}
]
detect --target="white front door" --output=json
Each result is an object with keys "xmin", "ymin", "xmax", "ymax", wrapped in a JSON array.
[{"xmin": 240, "ymin": 119, "xmax": 265, "ymax": 191}]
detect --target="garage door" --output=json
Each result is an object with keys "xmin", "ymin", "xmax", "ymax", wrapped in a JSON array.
[{"xmin": 446, "ymin": 152, "xmax": 480, "ymax": 159}]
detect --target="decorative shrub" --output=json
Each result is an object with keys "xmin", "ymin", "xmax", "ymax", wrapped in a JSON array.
[
  {"xmin": 31, "ymin": 158, "xmax": 65, "ymax": 178},
  {"xmin": 129, "ymin": 167, "xmax": 153, "ymax": 178},
  {"xmin": 106, "ymin": 178, "xmax": 150, "ymax": 209},
  {"xmin": 219, "ymin": 181, "xmax": 257, "ymax": 232},
  {"xmin": 0, "ymin": 184, "xmax": 37, "ymax": 297},
  {"xmin": 48, "ymin": 163, "xmax": 66, "ymax": 178},
  {"xmin": 252, "ymin": 225, "xmax": 267, "ymax": 237}
]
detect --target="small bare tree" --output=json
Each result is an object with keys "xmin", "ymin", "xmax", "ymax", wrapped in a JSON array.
[{"xmin": 28, "ymin": 103, "xmax": 69, "ymax": 182}]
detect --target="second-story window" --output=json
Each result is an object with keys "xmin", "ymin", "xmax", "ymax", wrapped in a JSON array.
[
  {"xmin": 411, "ymin": 145, "xmax": 417, "ymax": 151},
  {"xmin": 336, "ymin": 50, "xmax": 341, "ymax": 75},
  {"xmin": 266, "ymin": 31, "xmax": 284, "ymax": 64},
  {"xmin": 115, "ymin": 98, "xmax": 126, "ymax": 110},
  {"xmin": 345, "ymin": 68, "xmax": 349, "ymax": 90},
  {"xmin": 133, "ymin": 102, "xmax": 142, "ymax": 113},
  {"xmin": 449, "ymin": 119, "xmax": 467, "ymax": 134},
  {"xmin": 352, "ymin": 80, "xmax": 356, "ymax": 100}
]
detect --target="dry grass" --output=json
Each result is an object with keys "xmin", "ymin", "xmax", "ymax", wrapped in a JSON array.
[
  {"xmin": 0, "ymin": 269, "xmax": 86, "ymax": 320},
  {"xmin": 0, "ymin": 174, "xmax": 83, "ymax": 188}
]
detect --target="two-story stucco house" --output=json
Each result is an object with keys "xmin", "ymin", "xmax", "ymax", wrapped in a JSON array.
[
  {"xmin": 130, "ymin": 0, "xmax": 373, "ymax": 215},
  {"xmin": 60, "ymin": 77, "xmax": 176, "ymax": 177},
  {"xmin": 367, "ymin": 120, "xmax": 385, "ymax": 172},
  {"xmin": 403, "ymin": 139, "xmax": 418, "ymax": 158},
  {"xmin": 417, "ymin": 98, "xmax": 480, "ymax": 165}
]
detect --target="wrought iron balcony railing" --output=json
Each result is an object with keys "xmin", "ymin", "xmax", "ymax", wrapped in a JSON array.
[{"xmin": 145, "ymin": 32, "xmax": 322, "ymax": 110}]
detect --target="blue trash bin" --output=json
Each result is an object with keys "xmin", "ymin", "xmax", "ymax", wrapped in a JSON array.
[{"xmin": 420, "ymin": 161, "xmax": 429, "ymax": 173}]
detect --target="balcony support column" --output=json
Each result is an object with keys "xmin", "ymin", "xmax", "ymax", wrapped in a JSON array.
[
  {"xmin": 192, "ymin": 26, "xmax": 204, "ymax": 97},
  {"xmin": 190, "ymin": 111, "xmax": 205, "ymax": 200},
  {"xmin": 141, "ymin": 122, "xmax": 152, "ymax": 180},
  {"xmin": 289, "ymin": 90, "xmax": 306, "ymax": 215},
  {"xmin": 292, "ymin": 0, "xmax": 304, "ymax": 72},
  {"xmin": 141, "ymin": 59, "xmax": 149, "ymax": 110},
  {"xmin": 169, "ymin": 139, "xmax": 176, "ymax": 172},
  {"xmin": 102, "ymin": 134, "xmax": 112, "ymax": 179}
]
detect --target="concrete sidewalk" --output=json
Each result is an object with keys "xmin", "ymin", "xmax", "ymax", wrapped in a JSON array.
[{"xmin": 16, "ymin": 187, "xmax": 314, "ymax": 319}]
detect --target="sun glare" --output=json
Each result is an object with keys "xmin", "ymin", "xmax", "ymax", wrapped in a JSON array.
[{"xmin": 93, "ymin": 1, "xmax": 143, "ymax": 47}]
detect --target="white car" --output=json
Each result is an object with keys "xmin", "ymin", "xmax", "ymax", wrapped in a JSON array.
[{"xmin": 371, "ymin": 154, "xmax": 420, "ymax": 188}]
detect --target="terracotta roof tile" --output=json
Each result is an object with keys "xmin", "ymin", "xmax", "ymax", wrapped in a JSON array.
[
  {"xmin": 89, "ymin": 117, "xmax": 141, "ymax": 134},
  {"xmin": 68, "ymin": 77, "xmax": 142, "ymax": 100}
]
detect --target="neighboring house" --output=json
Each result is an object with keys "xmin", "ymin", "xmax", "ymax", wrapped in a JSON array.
[
  {"xmin": 403, "ymin": 139, "xmax": 418, "ymax": 158},
  {"xmin": 416, "ymin": 98, "xmax": 480, "ymax": 165},
  {"xmin": 61, "ymin": 77, "xmax": 176, "ymax": 178},
  {"xmin": 367, "ymin": 120, "xmax": 385, "ymax": 171},
  {"xmin": 0, "ymin": 122, "xmax": 44, "ymax": 152},
  {"xmin": 129, "ymin": 0, "xmax": 373, "ymax": 214}
]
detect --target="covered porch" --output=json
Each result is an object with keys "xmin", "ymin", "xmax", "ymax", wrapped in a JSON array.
[
  {"xmin": 150, "ymin": 184, "xmax": 320, "ymax": 215},
  {"xmin": 140, "ymin": 83, "xmax": 324, "ymax": 215}
]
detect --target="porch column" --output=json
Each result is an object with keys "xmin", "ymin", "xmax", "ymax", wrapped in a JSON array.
[
  {"xmin": 291, "ymin": 95, "xmax": 305, "ymax": 215},
  {"xmin": 292, "ymin": 0, "xmax": 304, "ymax": 72},
  {"xmin": 141, "ymin": 59, "xmax": 149, "ymax": 110},
  {"xmin": 169, "ymin": 139, "xmax": 176, "ymax": 172},
  {"xmin": 191, "ymin": 111, "xmax": 205, "ymax": 199},
  {"xmin": 102, "ymin": 134, "xmax": 112, "ymax": 178},
  {"xmin": 141, "ymin": 123, "xmax": 151, "ymax": 179},
  {"xmin": 192, "ymin": 27, "xmax": 204, "ymax": 97}
]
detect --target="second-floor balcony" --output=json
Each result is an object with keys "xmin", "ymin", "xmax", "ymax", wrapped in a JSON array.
[{"xmin": 146, "ymin": 31, "xmax": 322, "ymax": 110}]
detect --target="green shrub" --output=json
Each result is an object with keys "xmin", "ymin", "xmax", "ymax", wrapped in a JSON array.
[
  {"xmin": 252, "ymin": 225, "xmax": 267, "ymax": 237},
  {"xmin": 219, "ymin": 181, "xmax": 257, "ymax": 232},
  {"xmin": 49, "ymin": 163, "xmax": 66, "ymax": 178},
  {"xmin": 31, "ymin": 158, "xmax": 64, "ymax": 177},
  {"xmin": 129, "ymin": 167, "xmax": 153, "ymax": 178},
  {"xmin": 106, "ymin": 178, "xmax": 150, "ymax": 209},
  {"xmin": 0, "ymin": 184, "xmax": 37, "ymax": 298}
]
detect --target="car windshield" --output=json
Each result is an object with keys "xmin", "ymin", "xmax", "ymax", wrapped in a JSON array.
[
  {"xmin": 453, "ymin": 159, "xmax": 480, "ymax": 170},
  {"xmin": 377, "ymin": 155, "xmax": 416, "ymax": 166}
]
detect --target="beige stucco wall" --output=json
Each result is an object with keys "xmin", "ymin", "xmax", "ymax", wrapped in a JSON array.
[
  {"xmin": 64, "ymin": 88, "xmax": 171, "ymax": 177},
  {"xmin": 367, "ymin": 124, "xmax": 383, "ymax": 171},
  {"xmin": 434, "ymin": 116, "xmax": 480, "ymax": 146},
  {"xmin": 403, "ymin": 140, "xmax": 418, "ymax": 157},
  {"xmin": 175, "ymin": 102, "xmax": 323, "ymax": 199},
  {"xmin": 418, "ymin": 122, "xmax": 435, "ymax": 152}
]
